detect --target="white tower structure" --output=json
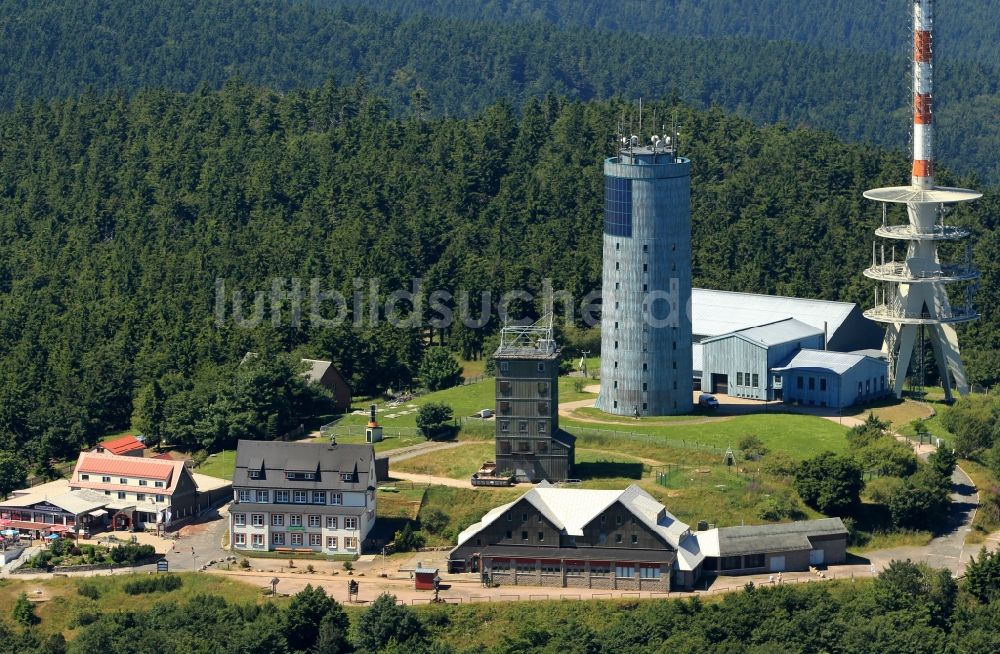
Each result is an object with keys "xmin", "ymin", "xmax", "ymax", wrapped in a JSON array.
[{"xmin": 863, "ymin": 0, "xmax": 981, "ymax": 401}]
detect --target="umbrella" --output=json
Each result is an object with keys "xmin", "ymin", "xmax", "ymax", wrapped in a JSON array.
[
  {"xmin": 45, "ymin": 533, "xmax": 60, "ymax": 540},
  {"xmin": 1, "ymin": 529, "xmax": 17, "ymax": 536}
]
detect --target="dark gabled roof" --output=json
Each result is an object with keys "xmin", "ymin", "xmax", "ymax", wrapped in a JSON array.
[
  {"xmin": 233, "ymin": 440, "xmax": 374, "ymax": 491},
  {"xmin": 712, "ymin": 518, "xmax": 847, "ymax": 556}
]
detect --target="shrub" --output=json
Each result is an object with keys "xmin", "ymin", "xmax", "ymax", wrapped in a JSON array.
[
  {"xmin": 793, "ymin": 451, "xmax": 864, "ymax": 515},
  {"xmin": 343, "ymin": 561, "xmax": 353, "ymax": 572},
  {"xmin": 76, "ymin": 582, "xmax": 101, "ymax": 600},
  {"xmin": 70, "ymin": 604, "xmax": 101, "ymax": 628},
  {"xmin": 755, "ymin": 493, "xmax": 804, "ymax": 521},
  {"xmin": 762, "ymin": 451, "xmax": 797, "ymax": 477},
  {"xmin": 416, "ymin": 402, "xmax": 455, "ymax": 440},
  {"xmin": 239, "ymin": 558, "xmax": 251, "ymax": 569},
  {"xmin": 80, "ymin": 544, "xmax": 95, "ymax": 558},
  {"xmin": 12, "ymin": 592, "xmax": 38, "ymax": 626},
  {"xmin": 122, "ymin": 574, "xmax": 183, "ymax": 595},
  {"xmin": 420, "ymin": 508, "xmax": 449, "ymax": 535},
  {"xmin": 109, "ymin": 543, "xmax": 156, "ymax": 564},
  {"xmin": 393, "ymin": 523, "xmax": 426, "ymax": 552},
  {"xmin": 739, "ymin": 435, "xmax": 768, "ymax": 460},
  {"xmin": 866, "ymin": 476, "xmax": 906, "ymax": 505},
  {"xmin": 191, "ymin": 450, "xmax": 209, "ymax": 467}
]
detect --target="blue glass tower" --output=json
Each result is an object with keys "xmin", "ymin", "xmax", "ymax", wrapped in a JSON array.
[{"xmin": 595, "ymin": 141, "xmax": 693, "ymax": 416}]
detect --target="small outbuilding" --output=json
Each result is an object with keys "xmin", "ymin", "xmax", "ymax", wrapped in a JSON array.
[
  {"xmin": 414, "ymin": 567, "xmax": 439, "ymax": 590},
  {"xmin": 773, "ymin": 349, "xmax": 890, "ymax": 409}
]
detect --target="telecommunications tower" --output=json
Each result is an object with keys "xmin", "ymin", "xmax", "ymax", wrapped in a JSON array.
[
  {"xmin": 596, "ymin": 122, "xmax": 693, "ymax": 416},
  {"xmin": 863, "ymin": 0, "xmax": 981, "ymax": 400}
]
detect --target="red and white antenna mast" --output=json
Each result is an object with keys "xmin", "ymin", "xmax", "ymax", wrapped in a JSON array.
[{"xmin": 912, "ymin": 0, "xmax": 934, "ymax": 188}]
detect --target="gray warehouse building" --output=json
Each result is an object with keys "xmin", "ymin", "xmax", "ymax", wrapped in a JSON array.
[
  {"xmin": 597, "ymin": 137, "xmax": 693, "ymax": 417},
  {"xmin": 701, "ymin": 318, "xmax": 825, "ymax": 400}
]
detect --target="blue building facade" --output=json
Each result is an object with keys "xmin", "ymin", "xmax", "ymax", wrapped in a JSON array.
[
  {"xmin": 700, "ymin": 319, "xmax": 825, "ymax": 401},
  {"xmin": 597, "ymin": 146, "xmax": 693, "ymax": 416},
  {"xmin": 774, "ymin": 350, "xmax": 890, "ymax": 409}
]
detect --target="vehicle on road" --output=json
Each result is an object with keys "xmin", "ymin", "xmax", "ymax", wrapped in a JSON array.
[{"xmin": 698, "ymin": 393, "xmax": 719, "ymax": 408}]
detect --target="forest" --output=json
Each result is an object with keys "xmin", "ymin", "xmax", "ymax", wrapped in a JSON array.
[
  {"xmin": 2, "ymin": 0, "xmax": 1000, "ymax": 182},
  {"xmin": 0, "ymin": 79, "xmax": 997, "ymax": 467},
  {"xmin": 326, "ymin": 0, "xmax": 1000, "ymax": 65},
  {"xmin": 6, "ymin": 561, "xmax": 1000, "ymax": 653}
]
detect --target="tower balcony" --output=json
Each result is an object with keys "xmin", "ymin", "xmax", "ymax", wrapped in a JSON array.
[
  {"xmin": 874, "ymin": 224, "xmax": 970, "ymax": 241},
  {"xmin": 863, "ymin": 304, "xmax": 979, "ymax": 325},
  {"xmin": 863, "ymin": 262, "xmax": 980, "ymax": 284}
]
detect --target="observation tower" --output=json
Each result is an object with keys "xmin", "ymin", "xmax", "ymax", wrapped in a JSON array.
[
  {"xmin": 596, "ymin": 128, "xmax": 693, "ymax": 416},
  {"xmin": 863, "ymin": 0, "xmax": 981, "ymax": 400}
]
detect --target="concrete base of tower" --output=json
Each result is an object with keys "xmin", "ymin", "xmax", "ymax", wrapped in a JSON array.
[{"xmin": 594, "ymin": 387, "xmax": 694, "ymax": 417}]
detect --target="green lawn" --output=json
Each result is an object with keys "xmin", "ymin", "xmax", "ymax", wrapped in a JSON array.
[
  {"xmin": 0, "ymin": 573, "xmax": 269, "ymax": 636},
  {"xmin": 335, "ymin": 379, "xmax": 495, "ymax": 430},
  {"xmin": 564, "ymin": 412, "xmax": 849, "ymax": 460},
  {"xmin": 196, "ymin": 449, "xmax": 237, "ymax": 480}
]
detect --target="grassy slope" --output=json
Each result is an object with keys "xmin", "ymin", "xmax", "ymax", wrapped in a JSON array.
[{"xmin": 564, "ymin": 412, "xmax": 849, "ymax": 460}]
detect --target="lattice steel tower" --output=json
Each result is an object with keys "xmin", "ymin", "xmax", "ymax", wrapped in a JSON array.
[
  {"xmin": 863, "ymin": 0, "xmax": 981, "ymax": 400},
  {"xmin": 596, "ymin": 130, "xmax": 693, "ymax": 416}
]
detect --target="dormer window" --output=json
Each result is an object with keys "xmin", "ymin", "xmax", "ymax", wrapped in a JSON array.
[
  {"xmin": 249, "ymin": 470, "xmax": 261, "ymax": 479},
  {"xmin": 340, "ymin": 473, "xmax": 356, "ymax": 483}
]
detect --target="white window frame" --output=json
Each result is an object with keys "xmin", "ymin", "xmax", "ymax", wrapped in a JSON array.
[
  {"xmin": 326, "ymin": 536, "xmax": 338, "ymax": 550},
  {"xmin": 309, "ymin": 533, "xmax": 322, "ymax": 546},
  {"xmin": 290, "ymin": 533, "xmax": 303, "ymax": 546},
  {"xmin": 271, "ymin": 514, "xmax": 284, "ymax": 526},
  {"xmin": 233, "ymin": 513, "xmax": 246, "ymax": 526},
  {"xmin": 312, "ymin": 491, "xmax": 326, "ymax": 504},
  {"xmin": 238, "ymin": 489, "xmax": 252, "ymax": 503},
  {"xmin": 330, "ymin": 493, "xmax": 343, "ymax": 506},
  {"xmin": 290, "ymin": 514, "xmax": 302, "ymax": 527},
  {"xmin": 294, "ymin": 490, "xmax": 308, "ymax": 504},
  {"xmin": 308, "ymin": 515, "xmax": 321, "ymax": 528},
  {"xmin": 251, "ymin": 534, "xmax": 264, "ymax": 547},
  {"xmin": 255, "ymin": 490, "xmax": 269, "ymax": 503},
  {"xmin": 344, "ymin": 537, "xmax": 357, "ymax": 551},
  {"xmin": 234, "ymin": 533, "xmax": 246, "ymax": 546},
  {"xmin": 251, "ymin": 514, "xmax": 265, "ymax": 527},
  {"xmin": 326, "ymin": 516, "xmax": 338, "ymax": 529},
  {"xmin": 272, "ymin": 532, "xmax": 285, "ymax": 545},
  {"xmin": 345, "ymin": 517, "xmax": 358, "ymax": 530},
  {"xmin": 275, "ymin": 490, "xmax": 290, "ymax": 503}
]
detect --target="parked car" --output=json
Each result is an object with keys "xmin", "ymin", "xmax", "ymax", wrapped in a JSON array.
[
  {"xmin": 698, "ymin": 393, "xmax": 719, "ymax": 408},
  {"xmin": 474, "ymin": 408, "xmax": 494, "ymax": 419}
]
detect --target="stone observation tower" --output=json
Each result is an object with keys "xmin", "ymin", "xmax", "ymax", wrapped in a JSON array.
[
  {"xmin": 596, "ymin": 124, "xmax": 693, "ymax": 416},
  {"xmin": 863, "ymin": 0, "xmax": 981, "ymax": 400}
]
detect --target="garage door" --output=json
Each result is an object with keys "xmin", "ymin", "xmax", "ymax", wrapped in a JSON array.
[
  {"xmin": 711, "ymin": 374, "xmax": 729, "ymax": 395},
  {"xmin": 809, "ymin": 549, "xmax": 824, "ymax": 565},
  {"xmin": 769, "ymin": 556, "xmax": 786, "ymax": 572}
]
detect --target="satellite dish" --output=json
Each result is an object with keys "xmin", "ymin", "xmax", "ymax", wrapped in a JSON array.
[{"xmin": 629, "ymin": 135, "xmax": 639, "ymax": 147}]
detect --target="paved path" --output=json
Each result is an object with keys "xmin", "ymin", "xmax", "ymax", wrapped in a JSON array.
[
  {"xmin": 864, "ymin": 464, "xmax": 979, "ymax": 574},
  {"xmin": 384, "ymin": 440, "xmax": 474, "ymax": 464}
]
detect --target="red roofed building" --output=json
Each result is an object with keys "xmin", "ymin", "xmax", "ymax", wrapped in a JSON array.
[
  {"xmin": 70, "ymin": 452, "xmax": 199, "ymax": 529},
  {"xmin": 94, "ymin": 434, "xmax": 146, "ymax": 457}
]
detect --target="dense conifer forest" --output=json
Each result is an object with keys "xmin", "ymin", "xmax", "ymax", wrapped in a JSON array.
[
  {"xmin": 0, "ymin": 80, "xmax": 997, "ymax": 465},
  {"xmin": 327, "ymin": 0, "xmax": 1000, "ymax": 65},
  {"xmin": 2, "ymin": 0, "xmax": 1000, "ymax": 182}
]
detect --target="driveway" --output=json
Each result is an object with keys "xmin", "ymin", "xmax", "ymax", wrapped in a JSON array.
[{"xmin": 163, "ymin": 504, "xmax": 232, "ymax": 571}]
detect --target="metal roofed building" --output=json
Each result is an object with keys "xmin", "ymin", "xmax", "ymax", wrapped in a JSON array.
[
  {"xmin": 448, "ymin": 483, "xmax": 703, "ymax": 591},
  {"xmin": 231, "ymin": 439, "xmax": 376, "ymax": 554},
  {"xmin": 698, "ymin": 518, "xmax": 848, "ymax": 574},
  {"xmin": 691, "ymin": 288, "xmax": 882, "ymax": 352},
  {"xmin": 448, "ymin": 485, "xmax": 849, "ymax": 589},
  {"xmin": 773, "ymin": 349, "xmax": 890, "ymax": 408},
  {"xmin": 701, "ymin": 318, "xmax": 825, "ymax": 399},
  {"xmin": 94, "ymin": 434, "xmax": 146, "ymax": 457}
]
